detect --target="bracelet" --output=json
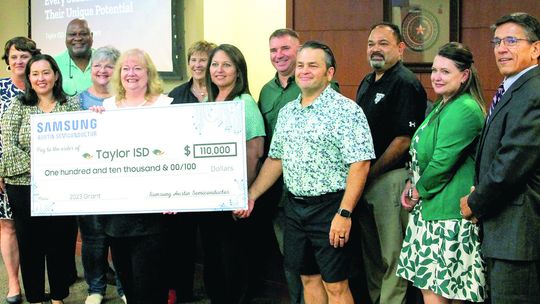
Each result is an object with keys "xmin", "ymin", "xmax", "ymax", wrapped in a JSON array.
[{"xmin": 410, "ymin": 197, "xmax": 419, "ymax": 202}]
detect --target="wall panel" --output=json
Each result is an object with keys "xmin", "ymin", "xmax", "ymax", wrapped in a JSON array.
[{"xmin": 290, "ymin": 0, "xmax": 540, "ymax": 102}]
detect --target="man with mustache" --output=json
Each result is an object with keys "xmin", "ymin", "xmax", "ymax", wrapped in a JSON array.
[
  {"xmin": 55, "ymin": 18, "xmax": 94, "ymax": 96},
  {"xmin": 355, "ymin": 22, "xmax": 426, "ymax": 304}
]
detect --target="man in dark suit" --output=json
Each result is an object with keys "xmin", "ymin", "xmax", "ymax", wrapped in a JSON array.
[{"xmin": 460, "ymin": 12, "xmax": 540, "ymax": 303}]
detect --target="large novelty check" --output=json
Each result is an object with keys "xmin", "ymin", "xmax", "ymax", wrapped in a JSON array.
[{"xmin": 30, "ymin": 101, "xmax": 248, "ymax": 216}]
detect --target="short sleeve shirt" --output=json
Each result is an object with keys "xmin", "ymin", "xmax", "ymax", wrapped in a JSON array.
[
  {"xmin": 258, "ymin": 75, "xmax": 301, "ymax": 153},
  {"xmin": 355, "ymin": 61, "xmax": 426, "ymax": 169},
  {"xmin": 78, "ymin": 89, "xmax": 105, "ymax": 110},
  {"xmin": 232, "ymin": 94, "xmax": 265, "ymax": 141},
  {"xmin": 270, "ymin": 86, "xmax": 375, "ymax": 196},
  {"xmin": 258, "ymin": 75, "xmax": 341, "ymax": 155},
  {"xmin": 54, "ymin": 50, "xmax": 92, "ymax": 96}
]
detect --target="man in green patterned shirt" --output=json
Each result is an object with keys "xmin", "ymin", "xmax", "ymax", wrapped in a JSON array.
[{"xmin": 242, "ymin": 41, "xmax": 374, "ymax": 304}]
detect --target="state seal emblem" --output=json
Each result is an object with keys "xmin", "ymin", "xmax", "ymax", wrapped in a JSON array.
[{"xmin": 401, "ymin": 8, "xmax": 440, "ymax": 52}]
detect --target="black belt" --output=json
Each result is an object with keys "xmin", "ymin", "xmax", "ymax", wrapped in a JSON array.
[{"xmin": 288, "ymin": 190, "xmax": 344, "ymax": 204}]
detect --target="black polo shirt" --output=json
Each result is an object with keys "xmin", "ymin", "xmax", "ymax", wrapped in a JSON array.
[{"xmin": 355, "ymin": 61, "xmax": 426, "ymax": 170}]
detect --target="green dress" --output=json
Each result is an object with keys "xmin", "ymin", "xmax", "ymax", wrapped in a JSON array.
[{"xmin": 396, "ymin": 98, "xmax": 487, "ymax": 302}]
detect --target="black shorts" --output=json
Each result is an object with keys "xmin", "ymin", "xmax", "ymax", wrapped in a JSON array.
[{"xmin": 283, "ymin": 190, "xmax": 353, "ymax": 283}]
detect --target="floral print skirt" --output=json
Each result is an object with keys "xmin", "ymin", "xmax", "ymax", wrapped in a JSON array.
[{"xmin": 396, "ymin": 204, "xmax": 487, "ymax": 302}]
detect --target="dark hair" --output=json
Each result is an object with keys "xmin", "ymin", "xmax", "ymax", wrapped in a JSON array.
[
  {"xmin": 492, "ymin": 12, "xmax": 540, "ymax": 42},
  {"xmin": 435, "ymin": 42, "xmax": 486, "ymax": 114},
  {"xmin": 298, "ymin": 40, "xmax": 336, "ymax": 71},
  {"xmin": 20, "ymin": 54, "xmax": 68, "ymax": 106},
  {"xmin": 206, "ymin": 44, "xmax": 250, "ymax": 101},
  {"xmin": 370, "ymin": 22, "xmax": 404, "ymax": 44},
  {"xmin": 269, "ymin": 28, "xmax": 300, "ymax": 41},
  {"xmin": 2, "ymin": 36, "xmax": 41, "ymax": 66}
]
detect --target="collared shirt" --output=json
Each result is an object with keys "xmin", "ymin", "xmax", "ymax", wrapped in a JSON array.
[
  {"xmin": 259, "ymin": 73, "xmax": 340, "ymax": 155},
  {"xmin": 503, "ymin": 64, "xmax": 538, "ymax": 92},
  {"xmin": 54, "ymin": 50, "xmax": 93, "ymax": 96},
  {"xmin": 269, "ymin": 85, "xmax": 375, "ymax": 196},
  {"xmin": 356, "ymin": 61, "xmax": 426, "ymax": 170},
  {"xmin": 258, "ymin": 74, "xmax": 300, "ymax": 154},
  {"xmin": 0, "ymin": 96, "xmax": 81, "ymax": 185}
]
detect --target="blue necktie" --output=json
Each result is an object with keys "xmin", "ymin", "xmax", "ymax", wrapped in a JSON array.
[{"xmin": 487, "ymin": 82, "xmax": 505, "ymax": 123}]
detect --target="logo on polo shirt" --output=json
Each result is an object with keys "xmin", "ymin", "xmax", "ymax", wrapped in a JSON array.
[
  {"xmin": 409, "ymin": 121, "xmax": 416, "ymax": 127},
  {"xmin": 374, "ymin": 93, "xmax": 385, "ymax": 104}
]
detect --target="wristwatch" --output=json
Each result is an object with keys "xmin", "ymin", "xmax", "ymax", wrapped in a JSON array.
[{"xmin": 337, "ymin": 208, "xmax": 352, "ymax": 218}]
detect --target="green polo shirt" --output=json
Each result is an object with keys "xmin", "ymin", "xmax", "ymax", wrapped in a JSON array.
[
  {"xmin": 258, "ymin": 75, "xmax": 300, "ymax": 151},
  {"xmin": 54, "ymin": 50, "xmax": 93, "ymax": 96}
]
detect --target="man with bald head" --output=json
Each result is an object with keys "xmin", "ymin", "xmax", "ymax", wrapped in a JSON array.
[
  {"xmin": 52, "ymin": 18, "xmax": 95, "ymax": 286},
  {"xmin": 54, "ymin": 18, "xmax": 94, "ymax": 95}
]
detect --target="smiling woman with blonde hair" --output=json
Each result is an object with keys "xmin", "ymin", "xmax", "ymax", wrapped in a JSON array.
[
  {"xmin": 107, "ymin": 48, "xmax": 168, "ymax": 108},
  {"xmin": 98, "ymin": 48, "xmax": 172, "ymax": 304}
]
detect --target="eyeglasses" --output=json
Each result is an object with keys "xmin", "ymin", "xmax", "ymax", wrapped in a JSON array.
[{"xmin": 490, "ymin": 36, "xmax": 530, "ymax": 48}]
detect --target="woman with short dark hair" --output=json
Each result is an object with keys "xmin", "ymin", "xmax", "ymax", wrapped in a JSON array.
[
  {"xmin": 100, "ymin": 48, "xmax": 172, "ymax": 304},
  {"xmin": 168, "ymin": 40, "xmax": 217, "ymax": 104}
]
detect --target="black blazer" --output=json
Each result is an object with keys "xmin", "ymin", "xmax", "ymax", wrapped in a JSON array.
[{"xmin": 468, "ymin": 66, "xmax": 540, "ymax": 261}]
